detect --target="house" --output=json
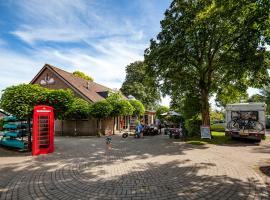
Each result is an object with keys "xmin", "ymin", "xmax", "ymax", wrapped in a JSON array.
[{"xmin": 30, "ymin": 64, "xmax": 155, "ymax": 136}]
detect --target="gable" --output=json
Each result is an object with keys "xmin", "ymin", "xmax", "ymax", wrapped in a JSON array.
[{"xmin": 30, "ymin": 64, "xmax": 114, "ymax": 102}]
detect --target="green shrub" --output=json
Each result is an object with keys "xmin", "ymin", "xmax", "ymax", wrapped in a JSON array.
[
  {"xmin": 210, "ymin": 124, "xmax": 225, "ymax": 132},
  {"xmin": 185, "ymin": 118, "xmax": 202, "ymax": 137}
]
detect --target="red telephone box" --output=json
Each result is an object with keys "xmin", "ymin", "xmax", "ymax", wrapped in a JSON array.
[{"xmin": 32, "ymin": 105, "xmax": 54, "ymax": 156}]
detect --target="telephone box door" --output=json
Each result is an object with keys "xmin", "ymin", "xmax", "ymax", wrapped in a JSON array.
[{"xmin": 32, "ymin": 105, "xmax": 54, "ymax": 156}]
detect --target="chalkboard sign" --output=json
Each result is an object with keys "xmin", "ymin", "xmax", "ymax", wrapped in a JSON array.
[{"xmin": 201, "ymin": 126, "xmax": 211, "ymax": 139}]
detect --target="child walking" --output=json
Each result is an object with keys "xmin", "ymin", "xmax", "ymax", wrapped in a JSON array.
[{"xmin": 105, "ymin": 129, "xmax": 112, "ymax": 149}]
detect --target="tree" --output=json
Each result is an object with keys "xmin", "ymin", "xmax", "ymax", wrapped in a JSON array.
[
  {"xmin": 64, "ymin": 98, "xmax": 91, "ymax": 120},
  {"xmin": 0, "ymin": 84, "xmax": 74, "ymax": 119},
  {"xmin": 40, "ymin": 89, "xmax": 74, "ymax": 119},
  {"xmin": 259, "ymin": 87, "xmax": 270, "ymax": 114},
  {"xmin": 155, "ymin": 106, "xmax": 169, "ymax": 122},
  {"xmin": 0, "ymin": 84, "xmax": 74, "ymax": 148},
  {"xmin": 120, "ymin": 61, "xmax": 160, "ymax": 109},
  {"xmin": 171, "ymin": 91, "xmax": 201, "ymax": 120},
  {"xmin": 129, "ymin": 99, "xmax": 145, "ymax": 117},
  {"xmin": 90, "ymin": 100, "xmax": 113, "ymax": 134},
  {"xmin": 0, "ymin": 84, "xmax": 46, "ymax": 119},
  {"xmin": 106, "ymin": 92, "xmax": 132, "ymax": 117},
  {"xmin": 64, "ymin": 97, "xmax": 91, "ymax": 136},
  {"xmin": 216, "ymin": 85, "xmax": 248, "ymax": 108},
  {"xmin": 107, "ymin": 92, "xmax": 134, "ymax": 133},
  {"xmin": 145, "ymin": 0, "xmax": 270, "ymax": 126},
  {"xmin": 73, "ymin": 71, "xmax": 93, "ymax": 81},
  {"xmin": 210, "ymin": 109, "xmax": 224, "ymax": 121},
  {"xmin": 248, "ymin": 94, "xmax": 266, "ymax": 103}
]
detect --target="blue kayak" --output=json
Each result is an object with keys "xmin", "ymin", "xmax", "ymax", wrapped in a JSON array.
[
  {"xmin": 0, "ymin": 138, "xmax": 25, "ymax": 149},
  {"xmin": 3, "ymin": 116, "xmax": 17, "ymax": 122},
  {"xmin": 3, "ymin": 124, "xmax": 17, "ymax": 130}
]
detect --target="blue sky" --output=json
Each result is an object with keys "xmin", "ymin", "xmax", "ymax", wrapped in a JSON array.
[
  {"xmin": 0, "ymin": 0, "xmax": 260, "ymax": 107},
  {"xmin": 0, "ymin": 0, "xmax": 172, "ymax": 103}
]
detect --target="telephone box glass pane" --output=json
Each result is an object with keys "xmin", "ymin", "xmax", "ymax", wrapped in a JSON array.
[{"xmin": 38, "ymin": 116, "xmax": 50, "ymax": 148}]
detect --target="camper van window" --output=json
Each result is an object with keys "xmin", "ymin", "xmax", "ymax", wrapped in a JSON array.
[{"xmin": 231, "ymin": 111, "xmax": 258, "ymax": 121}]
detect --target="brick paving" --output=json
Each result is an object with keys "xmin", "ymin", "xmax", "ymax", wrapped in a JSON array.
[{"xmin": 0, "ymin": 135, "xmax": 270, "ymax": 200}]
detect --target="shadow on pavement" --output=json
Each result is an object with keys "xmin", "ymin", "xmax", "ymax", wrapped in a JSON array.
[{"xmin": 0, "ymin": 135, "xmax": 269, "ymax": 199}]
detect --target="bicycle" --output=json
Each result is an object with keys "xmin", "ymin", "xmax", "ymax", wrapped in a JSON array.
[{"xmin": 227, "ymin": 118, "xmax": 264, "ymax": 132}]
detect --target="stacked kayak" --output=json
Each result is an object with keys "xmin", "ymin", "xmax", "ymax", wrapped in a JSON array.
[{"xmin": 0, "ymin": 116, "xmax": 28, "ymax": 149}]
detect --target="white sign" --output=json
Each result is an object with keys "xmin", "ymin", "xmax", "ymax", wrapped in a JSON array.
[{"xmin": 201, "ymin": 126, "xmax": 211, "ymax": 139}]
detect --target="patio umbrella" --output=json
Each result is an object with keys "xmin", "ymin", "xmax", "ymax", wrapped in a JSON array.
[{"xmin": 160, "ymin": 111, "xmax": 181, "ymax": 116}]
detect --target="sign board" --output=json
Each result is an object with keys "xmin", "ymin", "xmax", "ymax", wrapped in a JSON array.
[{"xmin": 201, "ymin": 126, "xmax": 211, "ymax": 139}]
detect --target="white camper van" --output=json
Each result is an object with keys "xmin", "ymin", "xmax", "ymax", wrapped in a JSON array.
[{"xmin": 225, "ymin": 103, "xmax": 266, "ymax": 141}]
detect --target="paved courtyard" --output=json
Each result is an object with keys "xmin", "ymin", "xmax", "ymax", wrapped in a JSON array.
[{"xmin": 0, "ymin": 135, "xmax": 270, "ymax": 200}]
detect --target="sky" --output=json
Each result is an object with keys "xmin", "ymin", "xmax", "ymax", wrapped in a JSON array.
[
  {"xmin": 0, "ymin": 0, "xmax": 172, "ymax": 104},
  {"xmin": 0, "ymin": 0, "xmax": 262, "ymax": 108}
]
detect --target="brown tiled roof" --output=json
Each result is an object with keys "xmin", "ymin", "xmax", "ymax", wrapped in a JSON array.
[{"xmin": 32, "ymin": 64, "xmax": 114, "ymax": 102}]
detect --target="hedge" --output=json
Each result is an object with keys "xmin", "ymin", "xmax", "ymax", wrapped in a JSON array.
[{"xmin": 210, "ymin": 124, "xmax": 225, "ymax": 132}]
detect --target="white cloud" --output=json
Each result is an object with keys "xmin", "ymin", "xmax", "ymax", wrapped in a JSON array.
[
  {"xmin": 0, "ymin": 37, "xmax": 145, "ymax": 91},
  {"xmin": 11, "ymin": 0, "xmax": 146, "ymax": 45},
  {"xmin": 0, "ymin": 0, "xmax": 171, "ymax": 97},
  {"xmin": 33, "ymin": 39, "xmax": 145, "ymax": 88},
  {"xmin": 0, "ymin": 49, "xmax": 44, "ymax": 90}
]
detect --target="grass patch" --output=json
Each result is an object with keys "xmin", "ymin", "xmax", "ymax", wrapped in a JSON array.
[{"xmin": 186, "ymin": 131, "xmax": 235, "ymax": 145}]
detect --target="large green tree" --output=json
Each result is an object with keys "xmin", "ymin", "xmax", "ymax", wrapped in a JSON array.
[
  {"xmin": 145, "ymin": 0, "xmax": 270, "ymax": 125},
  {"xmin": 120, "ymin": 61, "xmax": 160, "ymax": 109},
  {"xmin": 215, "ymin": 85, "xmax": 248, "ymax": 108}
]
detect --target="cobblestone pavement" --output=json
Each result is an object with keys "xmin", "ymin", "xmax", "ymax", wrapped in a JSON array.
[{"xmin": 0, "ymin": 135, "xmax": 270, "ymax": 200}]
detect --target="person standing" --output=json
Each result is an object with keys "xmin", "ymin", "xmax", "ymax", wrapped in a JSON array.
[{"xmin": 135, "ymin": 122, "xmax": 143, "ymax": 138}]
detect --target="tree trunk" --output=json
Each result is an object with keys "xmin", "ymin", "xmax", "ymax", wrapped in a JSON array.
[{"xmin": 201, "ymin": 88, "xmax": 210, "ymax": 126}]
